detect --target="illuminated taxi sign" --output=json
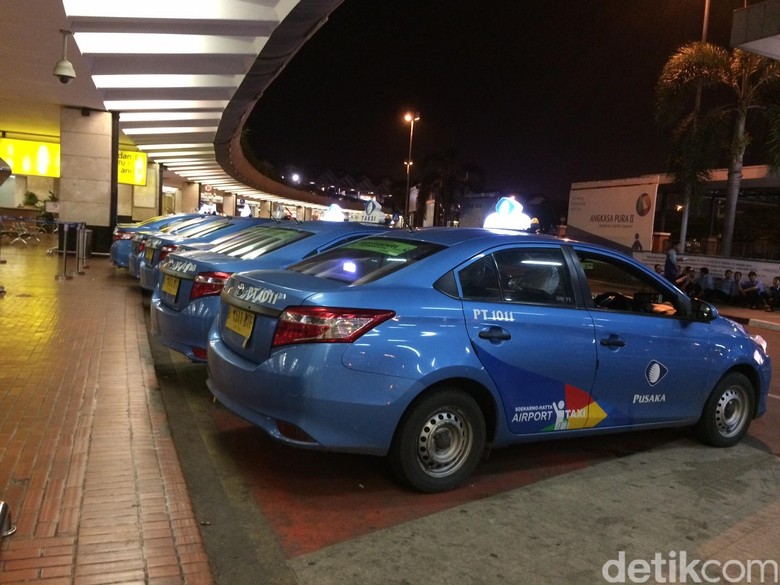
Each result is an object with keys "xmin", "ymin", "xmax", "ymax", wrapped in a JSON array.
[
  {"xmin": 0, "ymin": 138, "xmax": 60, "ymax": 178},
  {"xmin": 118, "ymin": 150, "xmax": 147, "ymax": 186},
  {"xmin": 322, "ymin": 203, "xmax": 346, "ymax": 222},
  {"xmin": 483, "ymin": 196, "xmax": 531, "ymax": 230}
]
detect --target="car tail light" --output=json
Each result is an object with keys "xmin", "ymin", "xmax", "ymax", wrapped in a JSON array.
[
  {"xmin": 272, "ymin": 307, "xmax": 395, "ymax": 347},
  {"xmin": 191, "ymin": 271, "xmax": 232, "ymax": 300},
  {"xmin": 159, "ymin": 245, "xmax": 178, "ymax": 262},
  {"xmin": 113, "ymin": 230, "xmax": 133, "ymax": 241},
  {"xmin": 192, "ymin": 347, "xmax": 208, "ymax": 361}
]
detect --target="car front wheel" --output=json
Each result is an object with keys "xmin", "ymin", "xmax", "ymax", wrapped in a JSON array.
[
  {"xmin": 389, "ymin": 388, "xmax": 486, "ymax": 493},
  {"xmin": 695, "ymin": 372, "xmax": 754, "ymax": 447}
]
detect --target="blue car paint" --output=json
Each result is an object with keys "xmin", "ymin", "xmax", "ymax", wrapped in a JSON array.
[
  {"xmin": 109, "ymin": 213, "xmax": 203, "ymax": 268},
  {"xmin": 138, "ymin": 216, "xmax": 264, "ymax": 290},
  {"xmin": 151, "ymin": 221, "xmax": 389, "ymax": 361},
  {"xmin": 127, "ymin": 215, "xmax": 220, "ymax": 278},
  {"xmin": 205, "ymin": 228, "xmax": 771, "ymax": 463}
]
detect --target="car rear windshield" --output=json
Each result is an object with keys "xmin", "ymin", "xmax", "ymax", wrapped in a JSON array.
[
  {"xmin": 209, "ymin": 226, "xmax": 312, "ymax": 259},
  {"xmin": 288, "ymin": 237, "xmax": 444, "ymax": 284}
]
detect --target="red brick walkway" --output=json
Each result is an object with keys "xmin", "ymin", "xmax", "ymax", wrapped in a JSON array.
[{"xmin": 0, "ymin": 239, "xmax": 214, "ymax": 584}]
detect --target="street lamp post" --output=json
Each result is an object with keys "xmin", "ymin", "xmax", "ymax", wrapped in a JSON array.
[{"xmin": 403, "ymin": 112, "xmax": 419, "ymax": 226}]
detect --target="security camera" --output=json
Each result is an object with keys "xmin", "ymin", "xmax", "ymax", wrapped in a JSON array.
[{"xmin": 53, "ymin": 58, "xmax": 76, "ymax": 84}]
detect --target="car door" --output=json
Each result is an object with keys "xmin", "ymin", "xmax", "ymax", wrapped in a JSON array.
[
  {"xmin": 459, "ymin": 246, "xmax": 601, "ymax": 435},
  {"xmin": 573, "ymin": 247, "xmax": 713, "ymax": 427}
]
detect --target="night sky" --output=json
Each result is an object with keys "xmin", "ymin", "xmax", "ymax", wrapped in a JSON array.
[{"xmin": 247, "ymin": 0, "xmax": 754, "ymax": 203}]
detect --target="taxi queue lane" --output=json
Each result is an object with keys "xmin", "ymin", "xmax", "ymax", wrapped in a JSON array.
[
  {"xmin": 146, "ymin": 279, "xmax": 780, "ymax": 584},
  {"xmin": 1, "ymin": 239, "xmax": 777, "ymax": 584}
]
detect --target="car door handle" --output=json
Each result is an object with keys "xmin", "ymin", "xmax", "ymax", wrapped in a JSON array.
[
  {"xmin": 479, "ymin": 326, "xmax": 511, "ymax": 341},
  {"xmin": 600, "ymin": 334, "xmax": 625, "ymax": 348}
]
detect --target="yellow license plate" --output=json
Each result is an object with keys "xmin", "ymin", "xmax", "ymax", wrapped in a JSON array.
[
  {"xmin": 226, "ymin": 305, "xmax": 255, "ymax": 343},
  {"xmin": 161, "ymin": 274, "xmax": 180, "ymax": 297},
  {"xmin": 145, "ymin": 247, "xmax": 154, "ymax": 261}
]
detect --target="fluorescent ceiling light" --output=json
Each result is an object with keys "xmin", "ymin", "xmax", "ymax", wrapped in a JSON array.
[
  {"xmin": 123, "ymin": 127, "xmax": 218, "ymax": 135},
  {"xmin": 74, "ymin": 33, "xmax": 261, "ymax": 55},
  {"xmin": 93, "ymin": 74, "xmax": 243, "ymax": 89},
  {"xmin": 137, "ymin": 143, "xmax": 213, "ymax": 151},
  {"xmin": 63, "ymin": 0, "xmax": 277, "ymax": 21},
  {"xmin": 106, "ymin": 100, "xmax": 229, "ymax": 111},
  {"xmin": 119, "ymin": 112, "xmax": 222, "ymax": 122}
]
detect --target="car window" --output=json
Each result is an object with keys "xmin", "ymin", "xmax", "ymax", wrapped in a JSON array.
[
  {"xmin": 576, "ymin": 250, "xmax": 680, "ymax": 316},
  {"xmin": 210, "ymin": 226, "xmax": 311, "ymax": 258},
  {"xmin": 289, "ymin": 237, "xmax": 444, "ymax": 284},
  {"xmin": 174, "ymin": 219, "xmax": 231, "ymax": 238},
  {"xmin": 457, "ymin": 247, "xmax": 575, "ymax": 306}
]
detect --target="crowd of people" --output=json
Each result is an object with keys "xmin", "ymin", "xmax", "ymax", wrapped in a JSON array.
[{"xmin": 658, "ymin": 240, "xmax": 780, "ymax": 311}]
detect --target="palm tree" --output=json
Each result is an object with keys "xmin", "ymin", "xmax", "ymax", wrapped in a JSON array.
[
  {"xmin": 416, "ymin": 149, "xmax": 484, "ymax": 225},
  {"xmin": 655, "ymin": 41, "xmax": 780, "ymax": 256}
]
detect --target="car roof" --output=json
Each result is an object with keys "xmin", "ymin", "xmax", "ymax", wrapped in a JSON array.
[
  {"xmin": 370, "ymin": 227, "xmax": 563, "ymax": 247},
  {"xmin": 269, "ymin": 220, "xmax": 389, "ymax": 233}
]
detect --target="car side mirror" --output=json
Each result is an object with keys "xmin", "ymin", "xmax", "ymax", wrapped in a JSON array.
[{"xmin": 689, "ymin": 298, "xmax": 718, "ymax": 322}]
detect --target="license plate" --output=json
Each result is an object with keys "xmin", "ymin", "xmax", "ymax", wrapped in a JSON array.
[
  {"xmin": 145, "ymin": 247, "xmax": 154, "ymax": 261},
  {"xmin": 226, "ymin": 305, "xmax": 255, "ymax": 345},
  {"xmin": 161, "ymin": 274, "xmax": 180, "ymax": 297}
]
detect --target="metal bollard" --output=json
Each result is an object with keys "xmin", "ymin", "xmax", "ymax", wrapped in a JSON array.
[
  {"xmin": 76, "ymin": 223, "xmax": 86, "ymax": 275},
  {"xmin": 0, "ymin": 217, "xmax": 6, "ymax": 265},
  {"xmin": 0, "ymin": 501, "xmax": 16, "ymax": 537},
  {"xmin": 55, "ymin": 222, "xmax": 73, "ymax": 280}
]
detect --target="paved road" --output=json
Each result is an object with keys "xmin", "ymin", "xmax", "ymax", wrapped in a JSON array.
[{"xmin": 147, "ymin": 295, "xmax": 780, "ymax": 585}]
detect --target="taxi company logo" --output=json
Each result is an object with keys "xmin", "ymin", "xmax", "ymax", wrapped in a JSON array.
[
  {"xmin": 166, "ymin": 259, "xmax": 197, "ymax": 274},
  {"xmin": 645, "ymin": 360, "xmax": 668, "ymax": 386},
  {"xmin": 234, "ymin": 283, "xmax": 287, "ymax": 305},
  {"xmin": 633, "ymin": 393, "xmax": 666, "ymax": 404}
]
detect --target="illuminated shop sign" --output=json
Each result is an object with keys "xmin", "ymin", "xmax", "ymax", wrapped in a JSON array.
[
  {"xmin": 0, "ymin": 138, "xmax": 60, "ymax": 178},
  {"xmin": 117, "ymin": 150, "xmax": 147, "ymax": 186},
  {"xmin": 0, "ymin": 138, "xmax": 147, "ymax": 185}
]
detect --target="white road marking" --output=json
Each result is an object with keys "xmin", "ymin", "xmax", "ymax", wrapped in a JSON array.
[{"xmin": 769, "ymin": 394, "xmax": 780, "ymax": 400}]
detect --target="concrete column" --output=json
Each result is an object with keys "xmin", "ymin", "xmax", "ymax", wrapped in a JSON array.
[
  {"xmin": 58, "ymin": 107, "xmax": 113, "ymax": 253},
  {"xmin": 259, "ymin": 200, "xmax": 271, "ymax": 219},
  {"xmin": 181, "ymin": 182, "xmax": 199, "ymax": 213},
  {"xmin": 222, "ymin": 193, "xmax": 236, "ymax": 216}
]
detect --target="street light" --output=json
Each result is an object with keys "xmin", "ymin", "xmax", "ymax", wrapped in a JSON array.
[{"xmin": 403, "ymin": 112, "xmax": 420, "ymax": 226}]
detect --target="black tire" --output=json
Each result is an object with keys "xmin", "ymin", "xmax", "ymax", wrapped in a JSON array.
[
  {"xmin": 695, "ymin": 372, "xmax": 755, "ymax": 447},
  {"xmin": 389, "ymin": 388, "xmax": 486, "ymax": 493}
]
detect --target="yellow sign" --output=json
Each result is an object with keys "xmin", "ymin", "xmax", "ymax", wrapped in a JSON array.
[
  {"xmin": 0, "ymin": 138, "xmax": 60, "ymax": 178},
  {"xmin": 0, "ymin": 138, "xmax": 147, "ymax": 185},
  {"xmin": 118, "ymin": 150, "xmax": 148, "ymax": 186}
]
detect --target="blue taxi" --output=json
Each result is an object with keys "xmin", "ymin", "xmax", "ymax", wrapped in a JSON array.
[
  {"xmin": 138, "ymin": 216, "xmax": 263, "ymax": 290},
  {"xmin": 110, "ymin": 213, "xmax": 203, "ymax": 268},
  {"xmin": 150, "ymin": 220, "xmax": 388, "ymax": 362},
  {"xmin": 205, "ymin": 228, "xmax": 771, "ymax": 492},
  {"xmin": 127, "ymin": 215, "xmax": 219, "ymax": 278}
]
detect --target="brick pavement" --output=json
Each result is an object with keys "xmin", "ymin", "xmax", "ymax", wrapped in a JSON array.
[{"xmin": 0, "ymin": 238, "xmax": 214, "ymax": 584}]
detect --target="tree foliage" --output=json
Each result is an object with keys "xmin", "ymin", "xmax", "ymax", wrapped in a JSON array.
[{"xmin": 655, "ymin": 41, "xmax": 780, "ymax": 256}]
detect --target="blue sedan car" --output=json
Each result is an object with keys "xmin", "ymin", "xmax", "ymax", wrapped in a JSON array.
[
  {"xmin": 151, "ymin": 220, "xmax": 389, "ymax": 362},
  {"xmin": 127, "ymin": 215, "xmax": 220, "ymax": 278},
  {"xmin": 205, "ymin": 228, "xmax": 771, "ymax": 492},
  {"xmin": 138, "ymin": 216, "xmax": 265, "ymax": 291},
  {"xmin": 110, "ymin": 213, "xmax": 204, "ymax": 268}
]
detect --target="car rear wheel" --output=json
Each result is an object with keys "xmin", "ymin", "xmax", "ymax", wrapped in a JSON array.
[
  {"xmin": 695, "ymin": 372, "xmax": 754, "ymax": 447},
  {"xmin": 389, "ymin": 388, "xmax": 486, "ymax": 493}
]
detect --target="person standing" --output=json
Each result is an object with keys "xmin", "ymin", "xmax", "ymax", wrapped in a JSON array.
[{"xmin": 664, "ymin": 240, "xmax": 681, "ymax": 282}]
